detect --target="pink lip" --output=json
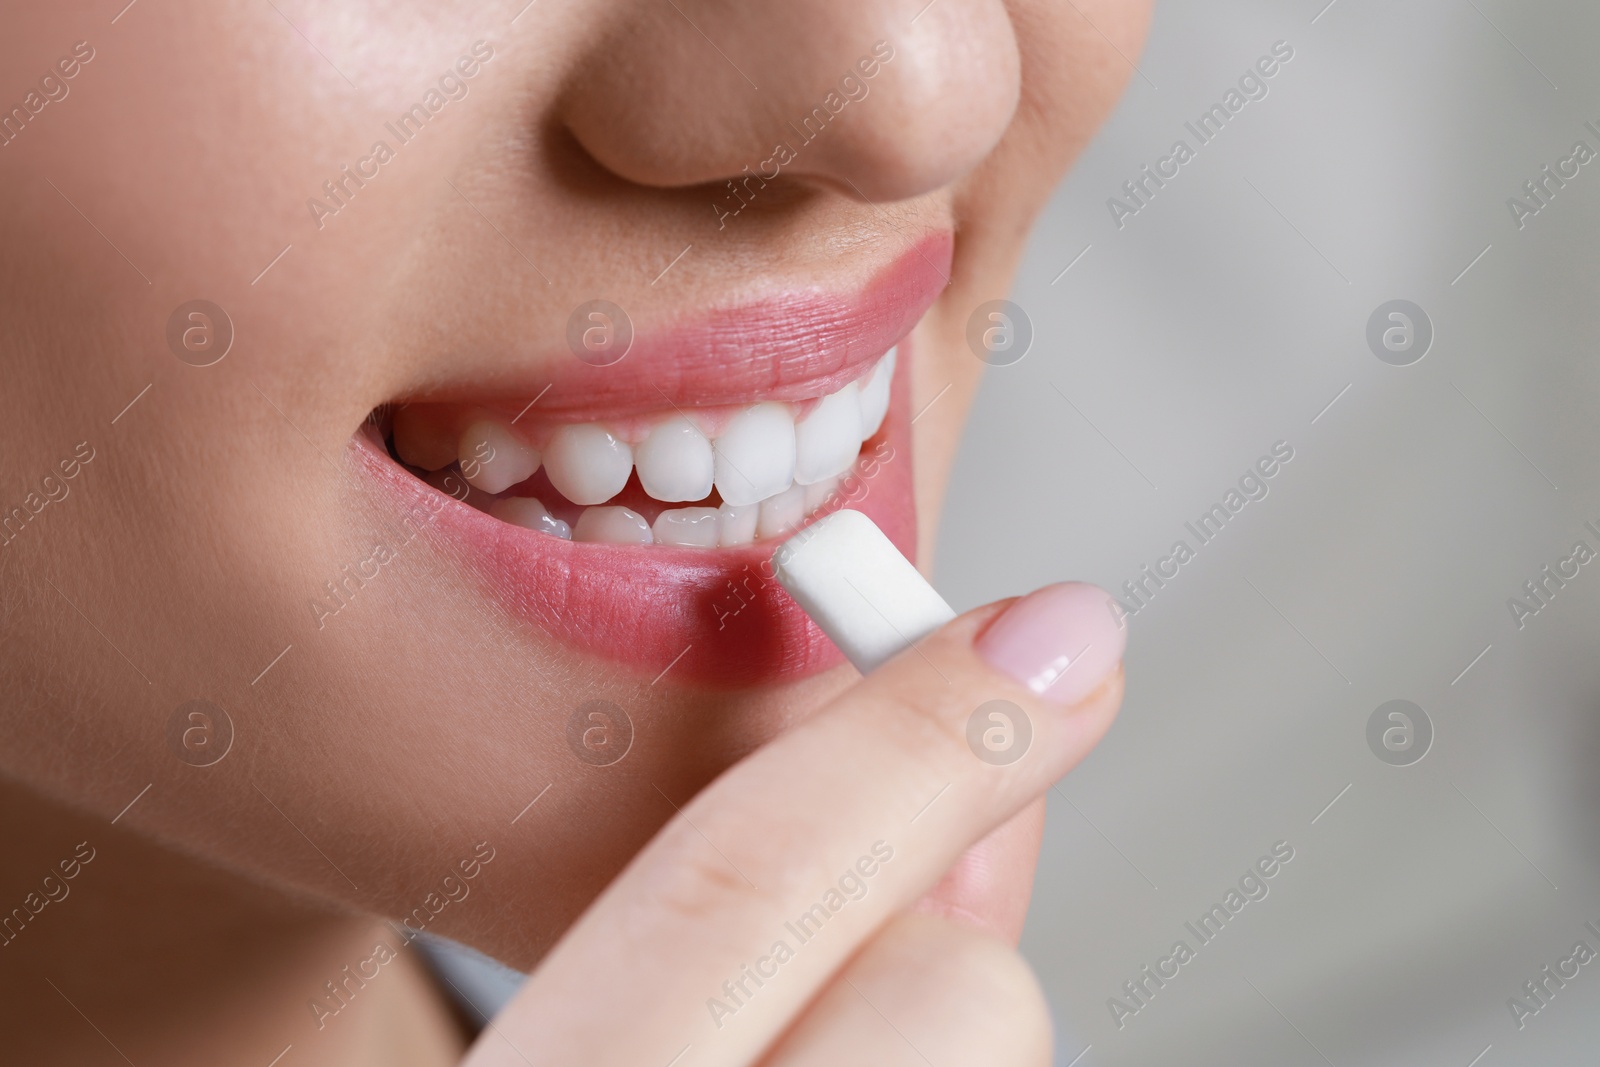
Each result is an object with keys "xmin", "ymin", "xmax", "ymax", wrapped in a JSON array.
[
  {"xmin": 355, "ymin": 242, "xmax": 946, "ymax": 687},
  {"xmin": 415, "ymin": 235, "xmax": 952, "ymax": 418}
]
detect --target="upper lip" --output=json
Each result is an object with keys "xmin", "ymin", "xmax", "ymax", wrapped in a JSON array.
[{"xmin": 396, "ymin": 234, "xmax": 952, "ymax": 419}]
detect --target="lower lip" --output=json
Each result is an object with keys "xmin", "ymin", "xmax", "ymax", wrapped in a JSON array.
[{"xmin": 352, "ymin": 349, "xmax": 918, "ymax": 687}]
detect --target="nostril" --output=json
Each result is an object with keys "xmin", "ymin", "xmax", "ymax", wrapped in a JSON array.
[{"xmin": 558, "ymin": 0, "xmax": 1022, "ymax": 204}]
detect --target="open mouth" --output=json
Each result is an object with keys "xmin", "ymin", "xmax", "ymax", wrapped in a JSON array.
[
  {"xmin": 352, "ymin": 237, "xmax": 948, "ymax": 686},
  {"xmin": 382, "ymin": 347, "xmax": 893, "ymax": 548}
]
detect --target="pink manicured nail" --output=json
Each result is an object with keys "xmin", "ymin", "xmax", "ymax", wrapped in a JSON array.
[{"xmin": 975, "ymin": 582, "xmax": 1127, "ymax": 706}]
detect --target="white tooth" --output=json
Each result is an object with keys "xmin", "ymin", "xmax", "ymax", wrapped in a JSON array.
[
  {"xmin": 573, "ymin": 506, "xmax": 653, "ymax": 545},
  {"xmin": 459, "ymin": 418, "xmax": 540, "ymax": 494},
  {"xmin": 757, "ymin": 484, "xmax": 807, "ymax": 539},
  {"xmin": 713, "ymin": 402, "xmax": 795, "ymax": 507},
  {"xmin": 794, "ymin": 382, "xmax": 862, "ymax": 485},
  {"xmin": 804, "ymin": 474, "xmax": 843, "ymax": 513},
  {"xmin": 488, "ymin": 496, "xmax": 571, "ymax": 539},
  {"xmin": 857, "ymin": 347, "xmax": 894, "ymax": 440},
  {"xmin": 394, "ymin": 407, "xmax": 458, "ymax": 470},
  {"xmin": 635, "ymin": 416, "xmax": 714, "ymax": 502},
  {"xmin": 652, "ymin": 506, "xmax": 721, "ymax": 548},
  {"xmin": 717, "ymin": 502, "xmax": 758, "ymax": 547},
  {"xmin": 544, "ymin": 424, "xmax": 633, "ymax": 505}
]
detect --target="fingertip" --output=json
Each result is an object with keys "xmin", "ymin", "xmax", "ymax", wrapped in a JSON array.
[{"xmin": 975, "ymin": 582, "xmax": 1127, "ymax": 706}]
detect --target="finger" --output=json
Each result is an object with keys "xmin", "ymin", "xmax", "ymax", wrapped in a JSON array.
[
  {"xmin": 913, "ymin": 796, "xmax": 1045, "ymax": 945},
  {"xmin": 760, "ymin": 912, "xmax": 1051, "ymax": 1067},
  {"xmin": 465, "ymin": 582, "xmax": 1125, "ymax": 1067}
]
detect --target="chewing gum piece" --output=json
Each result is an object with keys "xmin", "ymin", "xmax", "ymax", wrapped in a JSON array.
[{"xmin": 772, "ymin": 509, "xmax": 956, "ymax": 674}]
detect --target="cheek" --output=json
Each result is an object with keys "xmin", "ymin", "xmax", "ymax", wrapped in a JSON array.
[
  {"xmin": 954, "ymin": 0, "xmax": 1153, "ymax": 203},
  {"xmin": 909, "ymin": 325, "xmax": 983, "ymax": 564}
]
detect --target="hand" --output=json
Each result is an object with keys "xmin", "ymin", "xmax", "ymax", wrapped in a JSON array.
[{"xmin": 464, "ymin": 582, "xmax": 1127, "ymax": 1066}]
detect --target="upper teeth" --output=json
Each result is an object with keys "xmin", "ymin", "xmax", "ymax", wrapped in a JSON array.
[
  {"xmin": 858, "ymin": 355, "xmax": 891, "ymax": 440},
  {"xmin": 634, "ymin": 416, "xmax": 714, "ymax": 502},
  {"xmin": 713, "ymin": 401, "xmax": 797, "ymax": 507},
  {"xmin": 543, "ymin": 423, "xmax": 633, "ymax": 505},
  {"xmin": 458, "ymin": 418, "xmax": 541, "ymax": 494},
  {"xmin": 793, "ymin": 381, "xmax": 862, "ymax": 486},
  {"xmin": 392, "ymin": 347, "xmax": 895, "ymax": 546}
]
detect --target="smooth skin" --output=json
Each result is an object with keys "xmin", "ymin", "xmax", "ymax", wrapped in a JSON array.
[{"xmin": 0, "ymin": 1, "xmax": 1148, "ymax": 1063}]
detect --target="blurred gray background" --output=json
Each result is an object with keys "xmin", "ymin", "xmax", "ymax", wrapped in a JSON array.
[{"xmin": 934, "ymin": 0, "xmax": 1600, "ymax": 1063}]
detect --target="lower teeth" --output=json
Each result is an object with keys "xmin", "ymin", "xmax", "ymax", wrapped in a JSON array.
[
  {"xmin": 652, "ymin": 507, "xmax": 719, "ymax": 548},
  {"xmin": 573, "ymin": 505, "xmax": 653, "ymax": 545},
  {"xmin": 488, "ymin": 496, "xmax": 572, "ymax": 540}
]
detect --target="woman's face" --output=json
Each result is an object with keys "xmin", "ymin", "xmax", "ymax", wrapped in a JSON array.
[{"xmin": 0, "ymin": 0, "xmax": 1147, "ymax": 965}]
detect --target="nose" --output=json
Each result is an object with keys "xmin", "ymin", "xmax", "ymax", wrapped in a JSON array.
[{"xmin": 558, "ymin": 0, "xmax": 1022, "ymax": 203}]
